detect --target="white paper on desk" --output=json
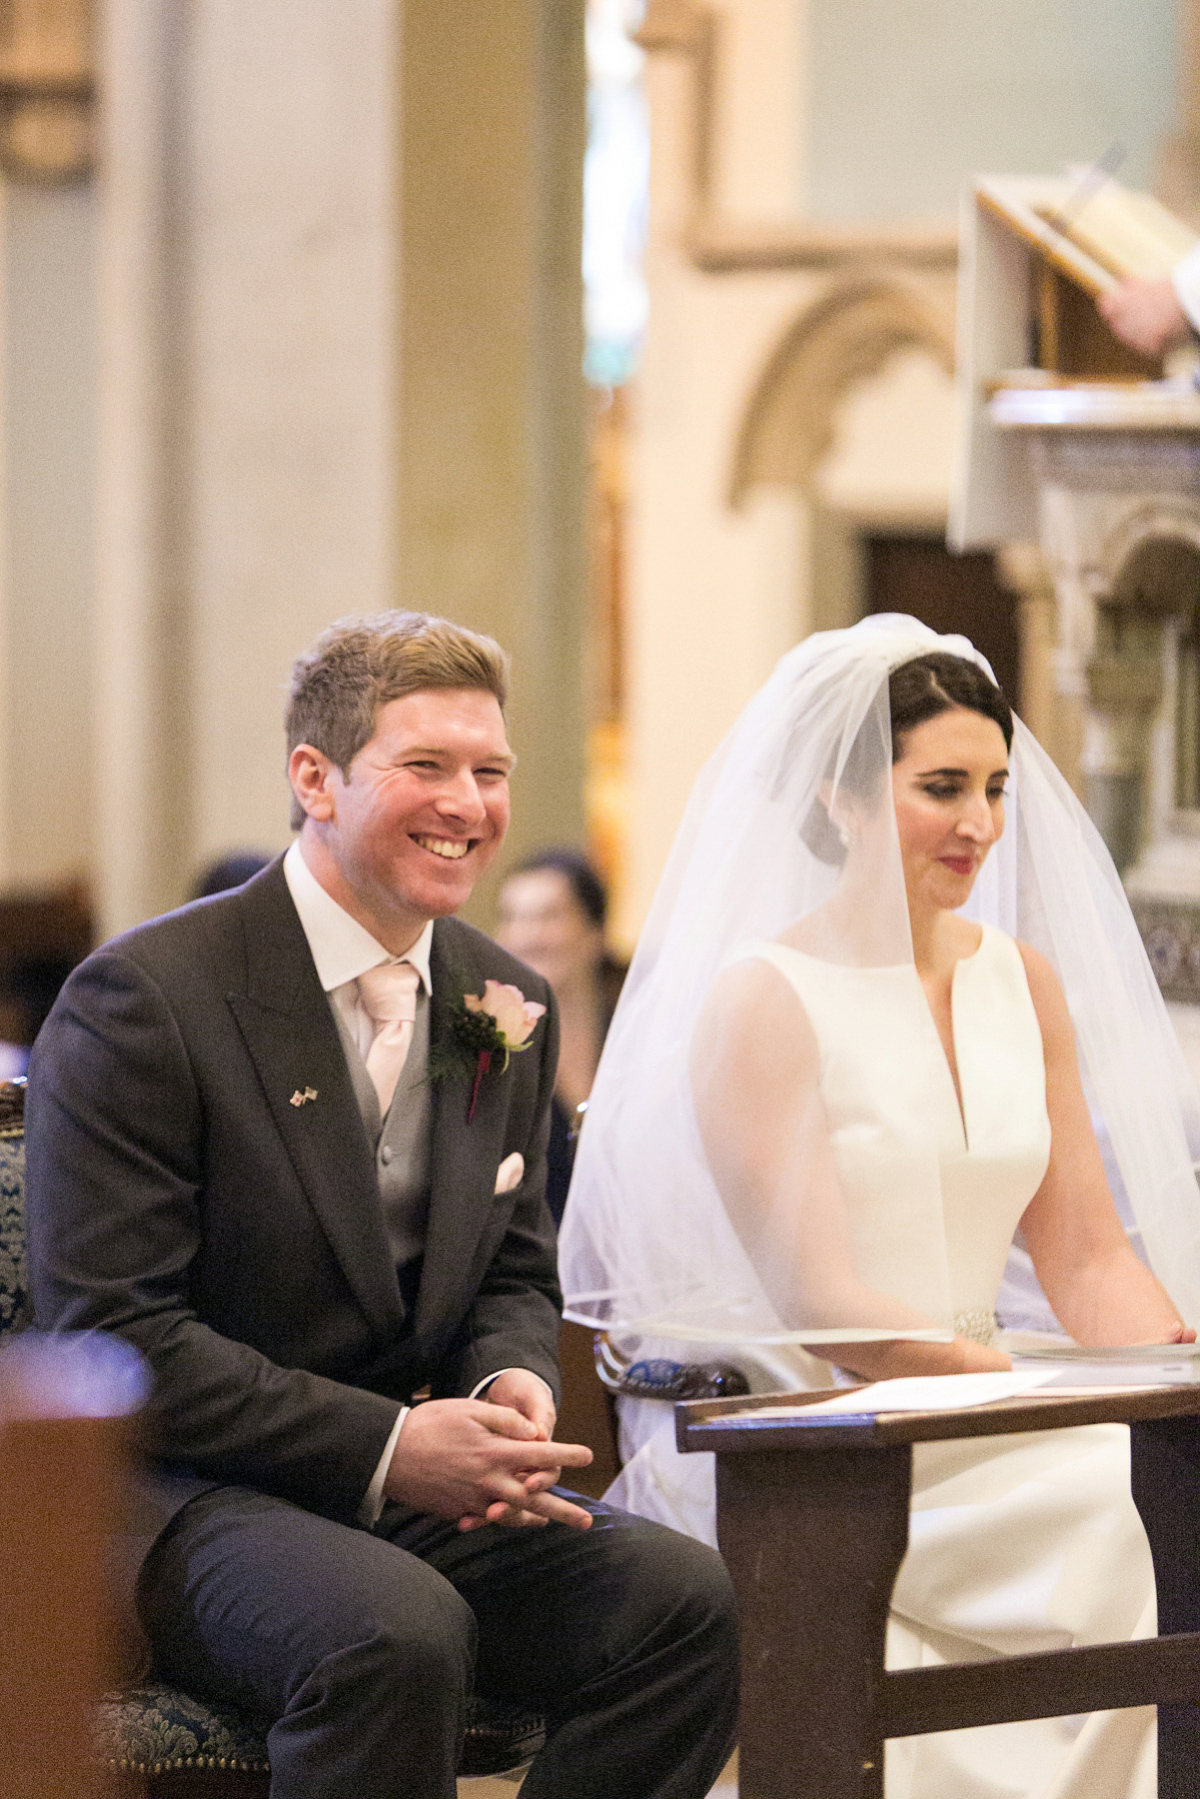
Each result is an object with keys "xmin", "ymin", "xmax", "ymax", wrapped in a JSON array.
[
  {"xmin": 736, "ymin": 1370, "xmax": 1059, "ymax": 1420},
  {"xmin": 1001, "ymin": 1332, "xmax": 1200, "ymax": 1363},
  {"xmin": 1001, "ymin": 1332, "xmax": 1200, "ymax": 1385}
]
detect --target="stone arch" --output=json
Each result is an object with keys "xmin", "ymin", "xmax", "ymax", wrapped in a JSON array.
[
  {"xmin": 1098, "ymin": 499, "xmax": 1200, "ymax": 602},
  {"xmin": 729, "ymin": 275, "xmax": 955, "ymax": 509}
]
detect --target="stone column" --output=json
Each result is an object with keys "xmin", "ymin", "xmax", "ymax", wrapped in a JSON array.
[
  {"xmin": 184, "ymin": 0, "xmax": 397, "ymax": 874},
  {"xmin": 1081, "ymin": 617, "xmax": 1165, "ymax": 876},
  {"xmin": 0, "ymin": 1, "xmax": 97, "ymax": 891},
  {"xmin": 94, "ymin": 0, "xmax": 585, "ymax": 938},
  {"xmin": 397, "ymin": 0, "xmax": 588, "ymax": 902},
  {"xmin": 94, "ymin": 0, "xmax": 398, "ymax": 938},
  {"xmin": 93, "ymin": 0, "xmax": 184, "ymax": 934},
  {"xmin": 996, "ymin": 540, "xmax": 1083, "ymax": 791}
]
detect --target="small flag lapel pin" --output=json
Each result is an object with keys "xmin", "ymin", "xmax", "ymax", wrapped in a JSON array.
[{"xmin": 290, "ymin": 1086, "xmax": 318, "ymax": 1107}]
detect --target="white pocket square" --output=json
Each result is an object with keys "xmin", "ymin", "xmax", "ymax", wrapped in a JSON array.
[{"xmin": 494, "ymin": 1152, "xmax": 525, "ymax": 1195}]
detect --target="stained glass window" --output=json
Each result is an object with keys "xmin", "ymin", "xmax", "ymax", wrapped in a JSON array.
[{"xmin": 584, "ymin": 0, "xmax": 649, "ymax": 387}]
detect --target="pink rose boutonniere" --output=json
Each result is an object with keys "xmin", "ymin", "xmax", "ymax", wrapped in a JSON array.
[{"xmin": 439, "ymin": 978, "xmax": 547, "ymax": 1122}]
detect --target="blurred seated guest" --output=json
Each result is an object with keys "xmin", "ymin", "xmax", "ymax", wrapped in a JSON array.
[
  {"xmin": 190, "ymin": 851, "xmax": 271, "ymax": 900},
  {"xmin": 8, "ymin": 952, "xmax": 78, "ymax": 1039},
  {"xmin": 1098, "ymin": 243, "xmax": 1200, "ymax": 354},
  {"xmin": 496, "ymin": 849, "xmax": 626, "ymax": 1225},
  {"xmin": 0, "ymin": 953, "xmax": 84, "ymax": 1078},
  {"xmin": 0, "ymin": 882, "xmax": 93, "ymax": 1075}
]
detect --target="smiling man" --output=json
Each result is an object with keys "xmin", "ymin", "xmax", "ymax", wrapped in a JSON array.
[{"xmin": 25, "ymin": 611, "xmax": 737, "ymax": 1799}]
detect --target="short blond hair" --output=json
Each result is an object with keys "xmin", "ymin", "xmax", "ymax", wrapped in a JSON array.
[{"xmin": 286, "ymin": 611, "xmax": 510, "ymax": 829}]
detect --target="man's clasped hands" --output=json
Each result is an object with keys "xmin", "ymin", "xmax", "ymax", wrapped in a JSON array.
[{"xmin": 384, "ymin": 1366, "xmax": 595, "ymax": 1532}]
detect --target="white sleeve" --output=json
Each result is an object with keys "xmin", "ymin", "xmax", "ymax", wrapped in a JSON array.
[
  {"xmin": 357, "ymin": 1372, "xmax": 555, "ymax": 1528},
  {"xmin": 357, "ymin": 1406, "xmax": 409, "ymax": 1527},
  {"xmin": 1173, "ymin": 244, "xmax": 1200, "ymax": 335},
  {"xmin": 470, "ymin": 1367, "xmax": 555, "ymax": 1403}
]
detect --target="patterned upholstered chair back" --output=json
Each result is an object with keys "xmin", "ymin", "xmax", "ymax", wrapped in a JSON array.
[{"xmin": 0, "ymin": 1078, "xmax": 27, "ymax": 1337}]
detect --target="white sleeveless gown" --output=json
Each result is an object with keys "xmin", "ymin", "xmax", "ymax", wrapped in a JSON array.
[{"xmin": 610, "ymin": 925, "xmax": 1157, "ymax": 1799}]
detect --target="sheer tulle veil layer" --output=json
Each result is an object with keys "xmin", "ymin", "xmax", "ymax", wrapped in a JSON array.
[{"xmin": 559, "ymin": 614, "xmax": 1200, "ymax": 1345}]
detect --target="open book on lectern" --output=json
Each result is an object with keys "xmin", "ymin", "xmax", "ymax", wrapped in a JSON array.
[
  {"xmin": 950, "ymin": 173, "xmax": 1199, "ymax": 550},
  {"xmin": 977, "ymin": 173, "xmax": 1196, "ymax": 297}
]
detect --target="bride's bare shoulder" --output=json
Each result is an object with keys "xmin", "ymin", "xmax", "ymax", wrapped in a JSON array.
[
  {"xmin": 691, "ymin": 950, "xmax": 819, "ymax": 1096},
  {"xmin": 1013, "ymin": 938, "xmax": 1075, "ymax": 1051}
]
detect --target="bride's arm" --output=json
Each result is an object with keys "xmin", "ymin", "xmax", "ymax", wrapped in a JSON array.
[
  {"xmin": 690, "ymin": 960, "xmax": 1008, "ymax": 1378},
  {"xmin": 1016, "ymin": 942, "xmax": 1193, "ymax": 1346}
]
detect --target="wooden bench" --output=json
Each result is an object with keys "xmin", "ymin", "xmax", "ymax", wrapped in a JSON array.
[{"xmin": 678, "ymin": 1384, "xmax": 1200, "ymax": 1799}]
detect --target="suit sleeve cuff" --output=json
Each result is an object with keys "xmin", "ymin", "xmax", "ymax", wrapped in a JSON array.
[
  {"xmin": 358, "ymin": 1407, "xmax": 408, "ymax": 1527},
  {"xmin": 470, "ymin": 1368, "xmax": 555, "ymax": 1403}
]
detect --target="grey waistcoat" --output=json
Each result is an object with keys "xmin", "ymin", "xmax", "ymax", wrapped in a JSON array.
[{"xmin": 334, "ymin": 990, "xmax": 433, "ymax": 1271}]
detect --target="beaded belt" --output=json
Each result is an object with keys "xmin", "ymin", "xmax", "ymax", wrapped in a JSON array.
[
  {"xmin": 593, "ymin": 1312, "xmax": 999, "ymax": 1401},
  {"xmin": 594, "ymin": 1334, "xmax": 749, "ymax": 1402},
  {"xmin": 954, "ymin": 1308, "xmax": 998, "ymax": 1347}
]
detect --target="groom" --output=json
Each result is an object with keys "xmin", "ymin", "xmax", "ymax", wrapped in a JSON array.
[{"xmin": 25, "ymin": 611, "xmax": 737, "ymax": 1799}]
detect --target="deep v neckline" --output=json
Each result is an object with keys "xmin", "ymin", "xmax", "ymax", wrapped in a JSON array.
[{"xmin": 919, "ymin": 929, "xmax": 987, "ymax": 1151}]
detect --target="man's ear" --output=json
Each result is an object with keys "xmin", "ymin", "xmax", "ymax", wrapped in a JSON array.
[{"xmin": 288, "ymin": 744, "xmax": 338, "ymax": 823}]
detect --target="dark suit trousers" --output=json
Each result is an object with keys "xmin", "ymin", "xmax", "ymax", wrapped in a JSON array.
[{"xmin": 137, "ymin": 1485, "xmax": 738, "ymax": 1799}]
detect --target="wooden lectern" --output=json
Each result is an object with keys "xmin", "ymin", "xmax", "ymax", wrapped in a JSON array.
[{"xmin": 951, "ymin": 171, "xmax": 1199, "ymax": 550}]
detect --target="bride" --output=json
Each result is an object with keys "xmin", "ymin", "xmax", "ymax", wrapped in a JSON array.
[{"xmin": 559, "ymin": 614, "xmax": 1200, "ymax": 1799}]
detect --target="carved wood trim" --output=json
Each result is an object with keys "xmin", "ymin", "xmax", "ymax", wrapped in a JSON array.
[
  {"xmin": 0, "ymin": 0, "xmax": 95, "ymax": 182},
  {"xmin": 636, "ymin": 0, "xmax": 957, "ymax": 274}
]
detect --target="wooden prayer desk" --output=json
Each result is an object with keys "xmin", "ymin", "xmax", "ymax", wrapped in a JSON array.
[{"xmin": 677, "ymin": 1385, "xmax": 1200, "ymax": 1799}]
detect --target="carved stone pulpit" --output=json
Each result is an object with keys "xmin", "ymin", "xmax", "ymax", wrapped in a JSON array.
[{"xmin": 952, "ymin": 174, "xmax": 1200, "ymax": 1005}]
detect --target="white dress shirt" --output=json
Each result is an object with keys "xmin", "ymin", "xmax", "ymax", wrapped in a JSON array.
[
  {"xmin": 284, "ymin": 838, "xmax": 434, "ymax": 1051},
  {"xmin": 283, "ymin": 840, "xmax": 551, "ymax": 1525},
  {"xmin": 1173, "ymin": 242, "xmax": 1200, "ymax": 335}
]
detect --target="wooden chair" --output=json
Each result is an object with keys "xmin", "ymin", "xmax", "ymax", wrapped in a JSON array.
[
  {"xmin": 0, "ymin": 1080, "xmax": 547, "ymax": 1793},
  {"xmin": 554, "ymin": 1320, "xmax": 622, "ymax": 1496},
  {"xmin": 0, "ymin": 1330, "xmax": 143, "ymax": 1799},
  {"xmin": 679, "ymin": 1384, "xmax": 1200, "ymax": 1799}
]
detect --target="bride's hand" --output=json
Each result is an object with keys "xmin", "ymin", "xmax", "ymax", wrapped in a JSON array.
[{"xmin": 1165, "ymin": 1321, "xmax": 1197, "ymax": 1344}]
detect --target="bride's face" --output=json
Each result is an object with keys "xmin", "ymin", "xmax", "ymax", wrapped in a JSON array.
[{"xmin": 889, "ymin": 707, "xmax": 1009, "ymax": 912}]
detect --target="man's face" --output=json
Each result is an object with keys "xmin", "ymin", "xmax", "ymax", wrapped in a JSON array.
[{"xmin": 297, "ymin": 687, "xmax": 513, "ymax": 939}]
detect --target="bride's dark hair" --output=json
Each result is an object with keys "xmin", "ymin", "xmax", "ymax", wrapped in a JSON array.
[
  {"xmin": 890, "ymin": 651, "xmax": 1012, "ymax": 755},
  {"xmin": 802, "ymin": 650, "xmax": 1012, "ymax": 864}
]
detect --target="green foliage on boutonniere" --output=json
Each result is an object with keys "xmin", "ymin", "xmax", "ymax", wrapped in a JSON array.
[{"xmin": 430, "ymin": 976, "xmax": 547, "ymax": 1121}]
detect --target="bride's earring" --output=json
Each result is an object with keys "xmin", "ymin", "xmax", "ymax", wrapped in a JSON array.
[{"xmin": 837, "ymin": 824, "xmax": 851, "ymax": 848}]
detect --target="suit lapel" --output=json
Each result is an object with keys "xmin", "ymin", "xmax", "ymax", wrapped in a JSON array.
[
  {"xmin": 415, "ymin": 918, "xmax": 508, "ymax": 1333},
  {"xmin": 225, "ymin": 862, "xmax": 405, "ymax": 1343}
]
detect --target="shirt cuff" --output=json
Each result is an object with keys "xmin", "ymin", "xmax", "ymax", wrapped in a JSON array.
[
  {"xmin": 469, "ymin": 1368, "xmax": 555, "ymax": 1403},
  {"xmin": 358, "ymin": 1407, "xmax": 408, "ymax": 1527},
  {"xmin": 1173, "ymin": 244, "xmax": 1200, "ymax": 335},
  {"xmin": 359, "ymin": 1374, "xmax": 555, "ymax": 1528}
]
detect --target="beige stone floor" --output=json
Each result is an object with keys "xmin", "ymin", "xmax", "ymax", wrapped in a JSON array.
[{"xmin": 457, "ymin": 1750, "xmax": 738, "ymax": 1796}]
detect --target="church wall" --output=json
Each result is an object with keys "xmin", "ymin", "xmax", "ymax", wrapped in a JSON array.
[
  {"xmin": 806, "ymin": 0, "xmax": 1178, "ymax": 219},
  {"xmin": 620, "ymin": 6, "xmax": 819, "ymax": 943}
]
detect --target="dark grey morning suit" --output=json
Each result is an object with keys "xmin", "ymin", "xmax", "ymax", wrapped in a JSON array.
[{"xmin": 24, "ymin": 858, "xmax": 737, "ymax": 1799}]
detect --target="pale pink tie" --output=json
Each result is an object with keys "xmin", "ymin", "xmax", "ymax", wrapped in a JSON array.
[{"xmin": 357, "ymin": 962, "xmax": 421, "ymax": 1115}]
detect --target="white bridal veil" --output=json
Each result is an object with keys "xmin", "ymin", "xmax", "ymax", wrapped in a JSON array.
[{"xmin": 559, "ymin": 614, "xmax": 1200, "ymax": 1346}]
